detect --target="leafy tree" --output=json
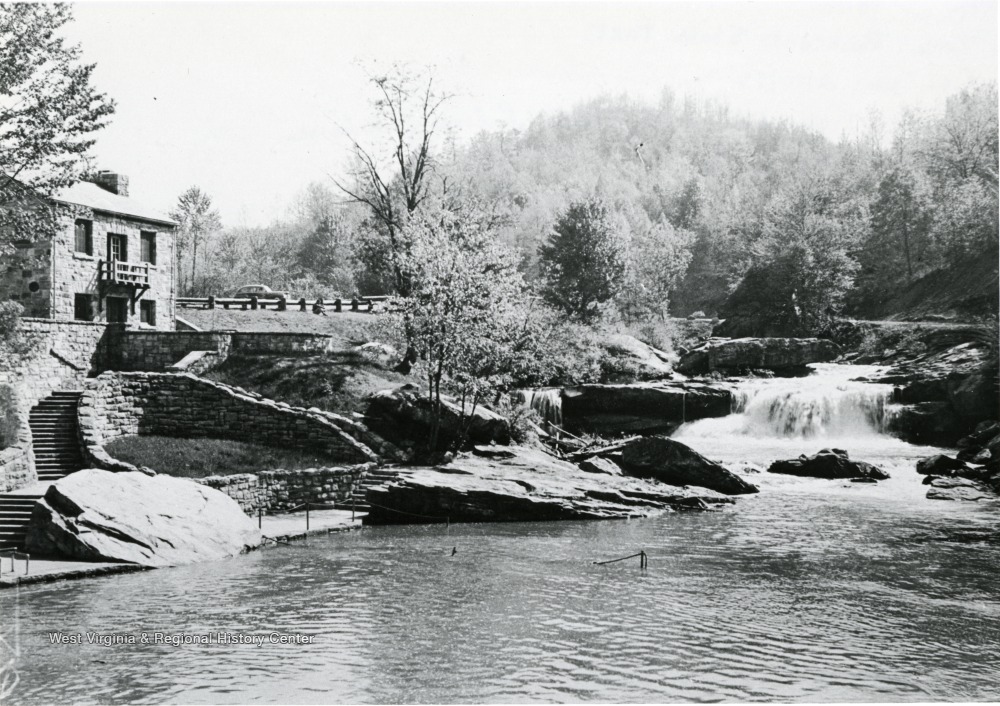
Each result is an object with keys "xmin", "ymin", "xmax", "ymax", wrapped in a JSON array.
[
  {"xmin": 295, "ymin": 212, "xmax": 357, "ymax": 295},
  {"xmin": 334, "ymin": 64, "xmax": 451, "ymax": 297},
  {"xmin": 539, "ymin": 200, "xmax": 631, "ymax": 322},
  {"xmin": 386, "ymin": 204, "xmax": 542, "ymax": 452},
  {"xmin": 868, "ymin": 166, "xmax": 932, "ymax": 282},
  {"xmin": 619, "ymin": 218, "xmax": 694, "ymax": 321},
  {"xmin": 170, "ymin": 187, "xmax": 222, "ymax": 295},
  {"xmin": 0, "ymin": 3, "xmax": 115, "ymax": 252}
]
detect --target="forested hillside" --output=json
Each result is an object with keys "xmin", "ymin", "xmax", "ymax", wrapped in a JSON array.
[{"xmin": 184, "ymin": 81, "xmax": 997, "ymax": 334}]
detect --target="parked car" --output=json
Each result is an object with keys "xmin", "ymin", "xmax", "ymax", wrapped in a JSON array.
[{"xmin": 232, "ymin": 284, "xmax": 289, "ymax": 300}]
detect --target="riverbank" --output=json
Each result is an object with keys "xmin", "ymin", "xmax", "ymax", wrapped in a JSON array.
[{"xmin": 1, "ymin": 508, "xmax": 363, "ymax": 589}]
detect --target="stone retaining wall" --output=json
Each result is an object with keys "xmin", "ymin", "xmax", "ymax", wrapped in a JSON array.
[
  {"xmin": 78, "ymin": 372, "xmax": 401, "ymax": 473},
  {"xmin": 108, "ymin": 330, "xmax": 339, "ymax": 373},
  {"xmin": 0, "ymin": 319, "xmax": 111, "ymax": 407},
  {"xmin": 198, "ymin": 465, "xmax": 372, "ymax": 515}
]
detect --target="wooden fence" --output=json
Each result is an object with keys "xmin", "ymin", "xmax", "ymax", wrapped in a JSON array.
[{"xmin": 175, "ymin": 295, "xmax": 392, "ymax": 313}]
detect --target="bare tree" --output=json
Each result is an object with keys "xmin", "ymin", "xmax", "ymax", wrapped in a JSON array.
[{"xmin": 332, "ymin": 64, "xmax": 451, "ymax": 297}]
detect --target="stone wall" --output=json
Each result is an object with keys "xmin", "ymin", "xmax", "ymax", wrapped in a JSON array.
[
  {"xmin": 0, "ymin": 384, "xmax": 36, "ymax": 492},
  {"xmin": 0, "ymin": 319, "xmax": 110, "ymax": 408},
  {"xmin": 198, "ymin": 465, "xmax": 372, "ymax": 515},
  {"xmin": 106, "ymin": 330, "xmax": 339, "ymax": 373},
  {"xmin": 78, "ymin": 372, "xmax": 387, "ymax": 467},
  {"xmin": 111, "ymin": 330, "xmax": 233, "ymax": 372}
]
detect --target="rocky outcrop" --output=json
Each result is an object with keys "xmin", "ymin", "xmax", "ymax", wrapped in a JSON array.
[
  {"xmin": 615, "ymin": 436, "xmax": 759, "ymax": 495},
  {"xmin": 366, "ymin": 384, "xmax": 510, "ymax": 452},
  {"xmin": 597, "ymin": 334, "xmax": 675, "ymax": 382},
  {"xmin": 767, "ymin": 449, "xmax": 890, "ymax": 480},
  {"xmin": 561, "ymin": 381, "xmax": 731, "ymax": 435},
  {"xmin": 677, "ymin": 337, "xmax": 840, "ymax": 375},
  {"xmin": 25, "ymin": 469, "xmax": 263, "ymax": 566},
  {"xmin": 873, "ymin": 342, "xmax": 998, "ymax": 446},
  {"xmin": 364, "ymin": 446, "xmax": 735, "ymax": 524},
  {"xmin": 914, "ymin": 426, "xmax": 1000, "ymax": 501}
]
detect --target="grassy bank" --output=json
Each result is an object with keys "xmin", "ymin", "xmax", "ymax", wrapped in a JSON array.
[
  {"xmin": 181, "ymin": 308, "xmax": 379, "ymax": 345},
  {"xmin": 105, "ymin": 435, "xmax": 342, "ymax": 478}
]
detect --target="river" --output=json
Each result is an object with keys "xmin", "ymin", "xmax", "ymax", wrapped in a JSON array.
[{"xmin": 2, "ymin": 365, "xmax": 998, "ymax": 704}]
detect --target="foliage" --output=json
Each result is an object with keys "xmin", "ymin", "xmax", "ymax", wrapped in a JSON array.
[
  {"xmin": 0, "ymin": 3, "xmax": 114, "ymax": 252},
  {"xmin": 383, "ymin": 203, "xmax": 543, "ymax": 451},
  {"xmin": 170, "ymin": 186, "xmax": 222, "ymax": 295},
  {"xmin": 0, "ymin": 383, "xmax": 18, "ymax": 450},
  {"xmin": 618, "ymin": 217, "xmax": 694, "ymax": 322},
  {"xmin": 0, "ymin": 300, "xmax": 35, "ymax": 362},
  {"xmin": 539, "ymin": 200, "xmax": 631, "ymax": 322},
  {"xmin": 335, "ymin": 64, "xmax": 451, "ymax": 296}
]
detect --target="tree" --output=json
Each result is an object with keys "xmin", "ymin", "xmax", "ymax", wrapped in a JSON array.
[
  {"xmin": 386, "ymin": 204, "xmax": 541, "ymax": 452},
  {"xmin": 333, "ymin": 65, "xmax": 451, "ymax": 297},
  {"xmin": 620, "ymin": 219, "xmax": 695, "ymax": 321},
  {"xmin": 0, "ymin": 3, "xmax": 115, "ymax": 251},
  {"xmin": 869, "ymin": 166, "xmax": 932, "ymax": 282},
  {"xmin": 539, "ymin": 200, "xmax": 631, "ymax": 322},
  {"xmin": 170, "ymin": 187, "xmax": 221, "ymax": 295}
]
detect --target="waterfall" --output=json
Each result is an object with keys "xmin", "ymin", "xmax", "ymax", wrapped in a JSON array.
[
  {"xmin": 737, "ymin": 383, "xmax": 895, "ymax": 438},
  {"xmin": 679, "ymin": 364, "xmax": 897, "ymax": 441},
  {"xmin": 518, "ymin": 389, "xmax": 563, "ymax": 430}
]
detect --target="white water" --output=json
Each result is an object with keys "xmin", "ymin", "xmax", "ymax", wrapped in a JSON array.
[
  {"xmin": 518, "ymin": 388, "xmax": 563, "ymax": 429},
  {"xmin": 674, "ymin": 363, "xmax": 944, "ymax": 502}
]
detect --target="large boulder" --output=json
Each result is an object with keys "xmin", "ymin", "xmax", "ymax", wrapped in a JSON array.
[
  {"xmin": 925, "ymin": 476, "xmax": 996, "ymax": 502},
  {"xmin": 561, "ymin": 381, "xmax": 731, "ymax": 435},
  {"xmin": 597, "ymin": 334, "xmax": 675, "ymax": 382},
  {"xmin": 25, "ymin": 469, "xmax": 262, "ymax": 567},
  {"xmin": 916, "ymin": 454, "xmax": 971, "ymax": 476},
  {"xmin": 364, "ymin": 445, "xmax": 735, "ymax": 524},
  {"xmin": 615, "ymin": 436, "xmax": 759, "ymax": 495},
  {"xmin": 767, "ymin": 449, "xmax": 890, "ymax": 480},
  {"xmin": 366, "ymin": 383, "xmax": 510, "ymax": 452},
  {"xmin": 677, "ymin": 337, "xmax": 840, "ymax": 375}
]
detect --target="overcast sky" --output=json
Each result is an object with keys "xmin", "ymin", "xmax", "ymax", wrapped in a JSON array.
[{"xmin": 66, "ymin": 1, "xmax": 998, "ymax": 227}]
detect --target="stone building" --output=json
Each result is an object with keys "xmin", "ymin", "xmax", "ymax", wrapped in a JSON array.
[{"xmin": 1, "ymin": 171, "xmax": 177, "ymax": 330}]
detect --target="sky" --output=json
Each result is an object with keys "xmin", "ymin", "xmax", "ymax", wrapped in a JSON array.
[{"xmin": 65, "ymin": 1, "xmax": 998, "ymax": 227}]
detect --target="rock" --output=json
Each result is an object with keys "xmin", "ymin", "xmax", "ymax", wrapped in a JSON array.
[
  {"xmin": 561, "ymin": 381, "xmax": 731, "ymax": 436},
  {"xmin": 366, "ymin": 383, "xmax": 510, "ymax": 451},
  {"xmin": 767, "ymin": 449, "xmax": 890, "ymax": 480},
  {"xmin": 472, "ymin": 445, "xmax": 517, "ymax": 460},
  {"xmin": 578, "ymin": 456, "xmax": 623, "ymax": 476},
  {"xmin": 597, "ymin": 334, "xmax": 675, "ymax": 382},
  {"xmin": 617, "ymin": 436, "xmax": 759, "ymax": 495},
  {"xmin": 677, "ymin": 337, "xmax": 840, "ymax": 376},
  {"xmin": 353, "ymin": 341, "xmax": 398, "ymax": 365},
  {"xmin": 915, "ymin": 454, "xmax": 970, "ymax": 476},
  {"xmin": 926, "ymin": 476, "xmax": 995, "ymax": 502},
  {"xmin": 364, "ymin": 446, "xmax": 735, "ymax": 525},
  {"xmin": 25, "ymin": 469, "xmax": 262, "ymax": 567},
  {"xmin": 888, "ymin": 402, "xmax": 965, "ymax": 446}
]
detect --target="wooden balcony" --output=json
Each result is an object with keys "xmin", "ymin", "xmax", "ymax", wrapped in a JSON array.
[{"xmin": 98, "ymin": 259, "xmax": 150, "ymax": 287}]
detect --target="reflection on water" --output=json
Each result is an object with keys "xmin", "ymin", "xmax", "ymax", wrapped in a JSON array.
[{"xmin": 2, "ymin": 365, "xmax": 998, "ymax": 704}]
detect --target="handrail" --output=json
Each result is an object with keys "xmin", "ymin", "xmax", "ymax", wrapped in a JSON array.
[
  {"xmin": 365, "ymin": 499, "xmax": 450, "ymax": 525},
  {"xmin": 0, "ymin": 548, "xmax": 30, "ymax": 576},
  {"xmin": 593, "ymin": 550, "xmax": 647, "ymax": 569}
]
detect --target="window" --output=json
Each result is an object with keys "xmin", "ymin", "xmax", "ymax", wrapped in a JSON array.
[
  {"xmin": 140, "ymin": 231, "xmax": 157, "ymax": 265},
  {"xmin": 74, "ymin": 294, "xmax": 94, "ymax": 321},
  {"xmin": 140, "ymin": 300, "xmax": 156, "ymax": 326},
  {"xmin": 74, "ymin": 220, "xmax": 93, "ymax": 255},
  {"xmin": 107, "ymin": 233, "xmax": 127, "ymax": 262}
]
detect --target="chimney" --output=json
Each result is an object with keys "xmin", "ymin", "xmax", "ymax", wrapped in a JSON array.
[{"xmin": 92, "ymin": 170, "xmax": 129, "ymax": 197}]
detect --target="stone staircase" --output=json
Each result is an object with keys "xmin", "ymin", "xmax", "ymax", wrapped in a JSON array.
[
  {"xmin": 338, "ymin": 467, "xmax": 408, "ymax": 513},
  {"xmin": 29, "ymin": 391, "xmax": 85, "ymax": 482},
  {"xmin": 0, "ymin": 494, "xmax": 40, "ymax": 549}
]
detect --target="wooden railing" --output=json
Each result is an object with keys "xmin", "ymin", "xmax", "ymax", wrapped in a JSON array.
[
  {"xmin": 175, "ymin": 295, "xmax": 392, "ymax": 313},
  {"xmin": 98, "ymin": 259, "xmax": 150, "ymax": 287}
]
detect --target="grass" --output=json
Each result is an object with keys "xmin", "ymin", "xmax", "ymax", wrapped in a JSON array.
[
  {"xmin": 180, "ymin": 308, "xmax": 379, "ymax": 347},
  {"xmin": 203, "ymin": 350, "xmax": 409, "ymax": 414},
  {"xmin": 105, "ymin": 435, "xmax": 342, "ymax": 478}
]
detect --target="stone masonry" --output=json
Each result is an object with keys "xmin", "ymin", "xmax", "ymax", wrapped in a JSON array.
[
  {"xmin": 199, "ymin": 465, "xmax": 374, "ymax": 515},
  {"xmin": 77, "ymin": 372, "xmax": 404, "ymax": 468}
]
